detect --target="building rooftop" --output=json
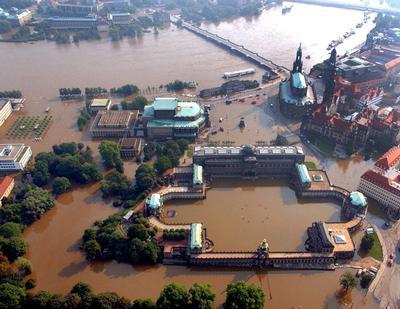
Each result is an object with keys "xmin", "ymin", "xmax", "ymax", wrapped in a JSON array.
[
  {"xmin": 375, "ymin": 146, "xmax": 400, "ymax": 170},
  {"xmin": 190, "ymin": 223, "xmax": 202, "ymax": 251},
  {"xmin": 280, "ymin": 80, "xmax": 315, "ymax": 106},
  {"xmin": 337, "ymin": 56, "xmax": 375, "ymax": 71},
  {"xmin": 0, "ymin": 144, "xmax": 28, "ymax": 162},
  {"xmin": 292, "ymin": 72, "xmax": 307, "ymax": 89},
  {"xmin": 194, "ymin": 145, "xmax": 304, "ymax": 157},
  {"xmin": 193, "ymin": 164, "xmax": 203, "ymax": 186},
  {"xmin": 296, "ymin": 163, "xmax": 312, "ymax": 185},
  {"xmin": 349, "ymin": 191, "xmax": 367, "ymax": 207},
  {"xmin": 0, "ymin": 176, "xmax": 13, "ymax": 197},
  {"xmin": 175, "ymin": 102, "xmax": 202, "ymax": 119},
  {"xmin": 119, "ymin": 137, "xmax": 142, "ymax": 150},
  {"xmin": 153, "ymin": 98, "xmax": 178, "ymax": 111},
  {"xmin": 47, "ymin": 16, "xmax": 97, "ymax": 22},
  {"xmin": 90, "ymin": 98, "xmax": 110, "ymax": 108},
  {"xmin": 147, "ymin": 193, "xmax": 161, "ymax": 210},
  {"xmin": 96, "ymin": 110, "xmax": 137, "ymax": 128}
]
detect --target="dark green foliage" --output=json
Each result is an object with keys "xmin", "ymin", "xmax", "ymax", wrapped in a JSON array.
[
  {"xmin": 132, "ymin": 298, "xmax": 156, "ymax": 309},
  {"xmin": 53, "ymin": 142, "xmax": 78, "ymax": 155},
  {"xmin": 25, "ymin": 290, "xmax": 54, "ymax": 308},
  {"xmin": 162, "ymin": 229, "xmax": 186, "ymax": 241},
  {"xmin": 120, "ymin": 96, "xmax": 149, "ymax": 111},
  {"xmin": 0, "ymin": 223, "xmax": 23, "ymax": 238},
  {"xmin": 224, "ymin": 281, "xmax": 265, "ymax": 309},
  {"xmin": 91, "ymin": 292, "xmax": 130, "ymax": 309},
  {"xmin": 153, "ymin": 156, "xmax": 172, "ymax": 175},
  {"xmin": 77, "ymin": 109, "xmax": 91, "ymax": 131},
  {"xmin": 99, "ymin": 141, "xmax": 123, "ymax": 172},
  {"xmin": 52, "ymin": 177, "xmax": 72, "ymax": 195},
  {"xmin": 157, "ymin": 283, "xmax": 190, "ymax": 309},
  {"xmin": 166, "ymin": 80, "xmax": 191, "ymax": 92},
  {"xmin": 82, "ymin": 228, "xmax": 97, "ymax": 243},
  {"xmin": 143, "ymin": 142, "xmax": 157, "ymax": 161},
  {"xmin": 0, "ymin": 0, "xmax": 33, "ymax": 9},
  {"xmin": 339, "ymin": 272, "xmax": 357, "ymax": 291},
  {"xmin": 360, "ymin": 234, "xmax": 375, "ymax": 252},
  {"xmin": 25, "ymin": 279, "xmax": 36, "ymax": 290},
  {"xmin": 0, "ymin": 282, "xmax": 26, "ymax": 309},
  {"xmin": 83, "ymin": 240, "xmax": 101, "ymax": 261},
  {"xmin": 360, "ymin": 273, "xmax": 373, "ymax": 289},
  {"xmin": 0, "ymin": 20, "xmax": 11, "ymax": 34},
  {"xmin": 84, "ymin": 87, "xmax": 108, "ymax": 98},
  {"xmin": 127, "ymin": 223, "xmax": 149, "ymax": 241},
  {"xmin": 241, "ymin": 80, "xmax": 260, "ymax": 90},
  {"xmin": 0, "ymin": 237, "xmax": 26, "ymax": 262},
  {"xmin": 110, "ymin": 84, "xmax": 139, "ymax": 97},
  {"xmin": 189, "ymin": 283, "xmax": 216, "ymax": 309},
  {"xmin": 100, "ymin": 172, "xmax": 131, "ymax": 199},
  {"xmin": 134, "ymin": 164, "xmax": 157, "ymax": 192},
  {"xmin": 0, "ymin": 90, "xmax": 22, "ymax": 99},
  {"xmin": 32, "ymin": 160, "xmax": 50, "ymax": 186},
  {"xmin": 59, "ymin": 88, "xmax": 82, "ymax": 97}
]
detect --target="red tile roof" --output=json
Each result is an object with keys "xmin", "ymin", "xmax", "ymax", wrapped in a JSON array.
[
  {"xmin": 0, "ymin": 176, "xmax": 14, "ymax": 198},
  {"xmin": 375, "ymin": 146, "xmax": 400, "ymax": 170},
  {"xmin": 361, "ymin": 170, "xmax": 400, "ymax": 197}
]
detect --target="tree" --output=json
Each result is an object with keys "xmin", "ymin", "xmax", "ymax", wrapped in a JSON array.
[
  {"xmin": 70, "ymin": 282, "xmax": 93, "ymax": 306},
  {"xmin": 360, "ymin": 234, "xmax": 374, "ymax": 252},
  {"xmin": 15, "ymin": 257, "xmax": 32, "ymax": 275},
  {"xmin": 132, "ymin": 299, "xmax": 156, "ymax": 309},
  {"xmin": 99, "ymin": 141, "xmax": 123, "ymax": 171},
  {"xmin": 135, "ymin": 164, "xmax": 157, "ymax": 192},
  {"xmin": 157, "ymin": 283, "xmax": 190, "ymax": 309},
  {"xmin": 177, "ymin": 139, "xmax": 189, "ymax": 154},
  {"xmin": 83, "ymin": 240, "xmax": 101, "ymax": 261},
  {"xmin": 91, "ymin": 292, "xmax": 129, "ymax": 309},
  {"xmin": 0, "ymin": 223, "xmax": 23, "ymax": 238},
  {"xmin": 189, "ymin": 283, "xmax": 215, "ymax": 309},
  {"xmin": 224, "ymin": 281, "xmax": 265, "ymax": 309},
  {"xmin": 0, "ymin": 20, "xmax": 11, "ymax": 34},
  {"xmin": 25, "ymin": 290, "xmax": 54, "ymax": 308},
  {"xmin": 127, "ymin": 224, "xmax": 149, "ymax": 241},
  {"xmin": 0, "ymin": 282, "xmax": 26, "ymax": 309},
  {"xmin": 143, "ymin": 142, "xmax": 157, "ymax": 161},
  {"xmin": 2, "ymin": 237, "xmax": 26, "ymax": 262},
  {"xmin": 153, "ymin": 156, "xmax": 172, "ymax": 175},
  {"xmin": 52, "ymin": 177, "xmax": 71, "ymax": 195},
  {"xmin": 339, "ymin": 272, "xmax": 357, "ymax": 292},
  {"xmin": 33, "ymin": 160, "xmax": 51, "ymax": 186},
  {"xmin": 360, "ymin": 273, "xmax": 373, "ymax": 289}
]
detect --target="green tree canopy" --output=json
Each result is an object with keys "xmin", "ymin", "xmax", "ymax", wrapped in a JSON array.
[
  {"xmin": 189, "ymin": 283, "xmax": 216, "ymax": 309},
  {"xmin": 157, "ymin": 283, "xmax": 190, "ymax": 309},
  {"xmin": 0, "ymin": 282, "xmax": 26, "ymax": 309},
  {"xmin": 0, "ymin": 20, "xmax": 11, "ymax": 34},
  {"xmin": 99, "ymin": 141, "xmax": 123, "ymax": 172},
  {"xmin": 83, "ymin": 240, "xmax": 101, "ymax": 261},
  {"xmin": 360, "ymin": 234, "xmax": 374, "ymax": 252},
  {"xmin": 0, "ymin": 223, "xmax": 23, "ymax": 238},
  {"xmin": 224, "ymin": 281, "xmax": 265, "ymax": 309},
  {"xmin": 339, "ymin": 272, "xmax": 357, "ymax": 291},
  {"xmin": 132, "ymin": 298, "xmax": 156, "ymax": 309},
  {"xmin": 52, "ymin": 177, "xmax": 71, "ymax": 195}
]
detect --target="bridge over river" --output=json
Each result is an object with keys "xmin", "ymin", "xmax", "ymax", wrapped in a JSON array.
[{"xmin": 171, "ymin": 16, "xmax": 290, "ymax": 74}]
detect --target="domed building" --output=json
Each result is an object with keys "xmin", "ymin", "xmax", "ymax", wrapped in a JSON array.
[{"xmin": 279, "ymin": 45, "xmax": 317, "ymax": 119}]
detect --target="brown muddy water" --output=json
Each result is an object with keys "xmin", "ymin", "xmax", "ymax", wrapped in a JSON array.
[{"xmin": 0, "ymin": 4, "xmax": 381, "ymax": 307}]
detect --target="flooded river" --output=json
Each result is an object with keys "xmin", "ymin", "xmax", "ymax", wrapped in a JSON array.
[{"xmin": 0, "ymin": 3, "xmax": 382, "ymax": 307}]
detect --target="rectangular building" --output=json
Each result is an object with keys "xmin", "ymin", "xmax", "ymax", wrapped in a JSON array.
[
  {"xmin": 0, "ymin": 144, "xmax": 32, "ymax": 171},
  {"xmin": 107, "ymin": 12, "xmax": 132, "ymax": 25},
  {"xmin": 90, "ymin": 110, "xmax": 139, "ymax": 138},
  {"xmin": 47, "ymin": 16, "xmax": 97, "ymax": 29},
  {"xmin": 89, "ymin": 98, "xmax": 111, "ymax": 115},
  {"xmin": 0, "ymin": 100, "xmax": 12, "ymax": 127},
  {"xmin": 7, "ymin": 9, "xmax": 32, "ymax": 27},
  {"xmin": 118, "ymin": 137, "xmax": 142, "ymax": 158},
  {"xmin": 0, "ymin": 176, "xmax": 14, "ymax": 206},
  {"xmin": 192, "ymin": 145, "xmax": 304, "ymax": 179}
]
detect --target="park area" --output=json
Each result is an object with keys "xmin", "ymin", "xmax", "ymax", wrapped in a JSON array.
[{"xmin": 6, "ymin": 115, "xmax": 53, "ymax": 139}]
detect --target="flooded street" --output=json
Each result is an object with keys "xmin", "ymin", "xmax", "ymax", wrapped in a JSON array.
[{"xmin": 0, "ymin": 3, "xmax": 382, "ymax": 307}]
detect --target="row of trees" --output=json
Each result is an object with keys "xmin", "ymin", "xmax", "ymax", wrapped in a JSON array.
[
  {"xmin": 110, "ymin": 84, "xmax": 139, "ymax": 97},
  {"xmin": 0, "ymin": 279, "xmax": 266, "ymax": 309},
  {"xmin": 162, "ymin": 229, "xmax": 186, "ymax": 241},
  {"xmin": 109, "ymin": 24, "xmax": 143, "ymax": 42},
  {"xmin": 0, "ymin": 90, "xmax": 22, "ymax": 98},
  {"xmin": 31, "ymin": 142, "xmax": 101, "ymax": 193},
  {"xmin": 59, "ymin": 88, "xmax": 82, "ymax": 97},
  {"xmin": 85, "ymin": 87, "xmax": 108, "ymax": 98},
  {"xmin": 77, "ymin": 109, "xmax": 91, "ymax": 131},
  {"xmin": 166, "ymin": 80, "xmax": 191, "ymax": 92},
  {"xmin": 339, "ymin": 271, "xmax": 374, "ymax": 291}
]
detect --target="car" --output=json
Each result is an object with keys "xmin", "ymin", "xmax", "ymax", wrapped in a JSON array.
[
  {"xmin": 251, "ymin": 101, "xmax": 256, "ymax": 105},
  {"xmin": 256, "ymin": 94, "xmax": 260, "ymax": 97},
  {"xmin": 390, "ymin": 253, "xmax": 394, "ymax": 259}
]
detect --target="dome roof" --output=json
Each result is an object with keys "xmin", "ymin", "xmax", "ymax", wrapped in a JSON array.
[{"xmin": 350, "ymin": 191, "xmax": 367, "ymax": 207}]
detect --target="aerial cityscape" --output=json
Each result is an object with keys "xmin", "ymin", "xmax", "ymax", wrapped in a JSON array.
[{"xmin": 0, "ymin": 0, "xmax": 399, "ymax": 308}]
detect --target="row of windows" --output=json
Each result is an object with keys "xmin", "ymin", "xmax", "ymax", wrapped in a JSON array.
[{"xmin": 359, "ymin": 181, "xmax": 400, "ymax": 208}]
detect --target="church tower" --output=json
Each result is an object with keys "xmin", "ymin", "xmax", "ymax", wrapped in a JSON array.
[
  {"xmin": 292, "ymin": 44, "xmax": 303, "ymax": 73},
  {"xmin": 322, "ymin": 48, "xmax": 337, "ymax": 105}
]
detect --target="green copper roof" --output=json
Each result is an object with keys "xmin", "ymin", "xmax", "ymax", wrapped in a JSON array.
[
  {"xmin": 190, "ymin": 223, "xmax": 202, "ymax": 250},
  {"xmin": 153, "ymin": 98, "xmax": 177, "ymax": 111},
  {"xmin": 193, "ymin": 164, "xmax": 203, "ymax": 186},
  {"xmin": 279, "ymin": 81, "xmax": 315, "ymax": 106},
  {"xmin": 147, "ymin": 193, "xmax": 162, "ymax": 209},
  {"xmin": 175, "ymin": 102, "xmax": 201, "ymax": 118},
  {"xmin": 296, "ymin": 163, "xmax": 311, "ymax": 184},
  {"xmin": 350, "ymin": 191, "xmax": 367, "ymax": 207},
  {"xmin": 292, "ymin": 72, "xmax": 307, "ymax": 89}
]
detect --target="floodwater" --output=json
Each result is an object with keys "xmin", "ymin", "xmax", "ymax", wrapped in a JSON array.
[
  {"xmin": 0, "ymin": 3, "xmax": 381, "ymax": 307},
  {"xmin": 164, "ymin": 179, "xmax": 341, "ymax": 251}
]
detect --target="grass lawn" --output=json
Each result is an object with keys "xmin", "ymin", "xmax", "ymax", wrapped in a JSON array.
[
  {"xmin": 313, "ymin": 138, "xmax": 334, "ymax": 156},
  {"xmin": 369, "ymin": 233, "xmax": 384, "ymax": 261},
  {"xmin": 7, "ymin": 115, "xmax": 53, "ymax": 139},
  {"xmin": 304, "ymin": 161, "xmax": 317, "ymax": 170}
]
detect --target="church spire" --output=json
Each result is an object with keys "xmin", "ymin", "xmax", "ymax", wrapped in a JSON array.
[{"xmin": 292, "ymin": 43, "xmax": 303, "ymax": 73}]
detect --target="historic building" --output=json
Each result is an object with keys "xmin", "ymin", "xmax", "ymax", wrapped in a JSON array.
[
  {"xmin": 358, "ymin": 146, "xmax": 400, "ymax": 220},
  {"xmin": 279, "ymin": 45, "xmax": 316, "ymax": 119},
  {"xmin": 192, "ymin": 145, "xmax": 305, "ymax": 179},
  {"xmin": 90, "ymin": 110, "xmax": 139, "ymax": 138},
  {"xmin": 142, "ymin": 98, "xmax": 209, "ymax": 140}
]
